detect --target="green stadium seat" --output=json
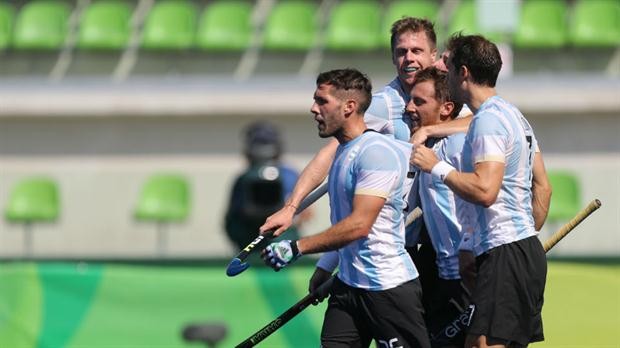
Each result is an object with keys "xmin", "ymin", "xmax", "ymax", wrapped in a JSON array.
[
  {"xmin": 325, "ymin": 0, "xmax": 383, "ymax": 51},
  {"xmin": 447, "ymin": 0, "xmax": 504, "ymax": 43},
  {"xmin": 547, "ymin": 171, "xmax": 581, "ymax": 222},
  {"xmin": 5, "ymin": 177, "xmax": 60, "ymax": 256},
  {"xmin": 514, "ymin": 0, "xmax": 568, "ymax": 48},
  {"xmin": 570, "ymin": 0, "xmax": 620, "ymax": 47},
  {"xmin": 196, "ymin": 1, "xmax": 252, "ymax": 51},
  {"xmin": 382, "ymin": 0, "xmax": 439, "ymax": 49},
  {"xmin": 13, "ymin": 0, "xmax": 70, "ymax": 50},
  {"xmin": 263, "ymin": 0, "xmax": 318, "ymax": 51},
  {"xmin": 135, "ymin": 174, "xmax": 190, "ymax": 222},
  {"xmin": 135, "ymin": 174, "xmax": 190, "ymax": 256},
  {"xmin": 0, "ymin": 3, "xmax": 15, "ymax": 50},
  {"xmin": 77, "ymin": 0, "xmax": 132, "ymax": 50},
  {"xmin": 5, "ymin": 177, "xmax": 59, "ymax": 222},
  {"xmin": 141, "ymin": 0, "xmax": 196, "ymax": 50}
]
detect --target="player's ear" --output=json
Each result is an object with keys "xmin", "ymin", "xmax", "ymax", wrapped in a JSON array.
[
  {"xmin": 431, "ymin": 47, "xmax": 438, "ymax": 63},
  {"xmin": 343, "ymin": 99, "xmax": 357, "ymax": 117},
  {"xmin": 440, "ymin": 102, "xmax": 455, "ymax": 121},
  {"xmin": 460, "ymin": 65, "xmax": 470, "ymax": 80}
]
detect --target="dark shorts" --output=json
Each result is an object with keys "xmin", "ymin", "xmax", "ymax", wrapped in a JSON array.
[
  {"xmin": 407, "ymin": 225, "xmax": 439, "ymax": 312},
  {"xmin": 426, "ymin": 279, "xmax": 471, "ymax": 348},
  {"xmin": 467, "ymin": 236, "xmax": 547, "ymax": 346},
  {"xmin": 321, "ymin": 277, "xmax": 430, "ymax": 348}
]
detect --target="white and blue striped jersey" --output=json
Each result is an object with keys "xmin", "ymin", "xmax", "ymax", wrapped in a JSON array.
[
  {"xmin": 416, "ymin": 133, "xmax": 466, "ymax": 279},
  {"xmin": 329, "ymin": 131, "xmax": 418, "ymax": 291},
  {"xmin": 364, "ymin": 78, "xmax": 411, "ymax": 141},
  {"xmin": 459, "ymin": 96, "xmax": 538, "ymax": 256}
]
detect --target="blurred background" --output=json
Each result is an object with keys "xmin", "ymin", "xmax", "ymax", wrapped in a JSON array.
[{"xmin": 0, "ymin": 0, "xmax": 618, "ymax": 347}]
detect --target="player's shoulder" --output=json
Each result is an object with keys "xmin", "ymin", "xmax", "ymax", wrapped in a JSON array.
[
  {"xmin": 371, "ymin": 78, "xmax": 405, "ymax": 102},
  {"xmin": 360, "ymin": 132, "xmax": 403, "ymax": 156},
  {"xmin": 442, "ymin": 132, "xmax": 466, "ymax": 157},
  {"xmin": 471, "ymin": 108, "xmax": 509, "ymax": 135}
]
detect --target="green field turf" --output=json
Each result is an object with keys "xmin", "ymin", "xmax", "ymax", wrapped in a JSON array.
[
  {"xmin": 532, "ymin": 261, "xmax": 620, "ymax": 348},
  {"xmin": 0, "ymin": 260, "xmax": 618, "ymax": 347}
]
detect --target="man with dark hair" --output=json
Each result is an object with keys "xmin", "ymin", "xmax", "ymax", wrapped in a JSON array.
[
  {"xmin": 259, "ymin": 16, "xmax": 454, "ymax": 298},
  {"xmin": 261, "ymin": 68, "xmax": 430, "ymax": 348},
  {"xmin": 405, "ymin": 67, "xmax": 469, "ymax": 347},
  {"xmin": 260, "ymin": 17, "xmax": 438, "ymax": 235},
  {"xmin": 412, "ymin": 34, "xmax": 550, "ymax": 348}
]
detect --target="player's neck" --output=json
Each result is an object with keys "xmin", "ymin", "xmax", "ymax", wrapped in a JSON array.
[
  {"xmin": 468, "ymin": 86, "xmax": 496, "ymax": 114},
  {"xmin": 336, "ymin": 117, "xmax": 367, "ymax": 144}
]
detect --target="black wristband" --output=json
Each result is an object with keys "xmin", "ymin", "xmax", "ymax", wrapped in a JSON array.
[{"xmin": 290, "ymin": 240, "xmax": 301, "ymax": 257}]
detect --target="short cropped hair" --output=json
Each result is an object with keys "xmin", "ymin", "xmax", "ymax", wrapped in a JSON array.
[
  {"xmin": 447, "ymin": 33, "xmax": 502, "ymax": 87},
  {"xmin": 413, "ymin": 67, "xmax": 463, "ymax": 119},
  {"xmin": 316, "ymin": 68, "xmax": 372, "ymax": 113},
  {"xmin": 390, "ymin": 17, "xmax": 437, "ymax": 53}
]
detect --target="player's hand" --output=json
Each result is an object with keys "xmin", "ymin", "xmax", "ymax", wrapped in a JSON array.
[
  {"xmin": 259, "ymin": 205, "xmax": 296, "ymax": 237},
  {"xmin": 261, "ymin": 240, "xmax": 301, "ymax": 271},
  {"xmin": 459, "ymin": 250, "xmax": 477, "ymax": 292},
  {"xmin": 308, "ymin": 267, "xmax": 332, "ymax": 305},
  {"xmin": 410, "ymin": 126, "xmax": 430, "ymax": 146},
  {"xmin": 411, "ymin": 145, "xmax": 440, "ymax": 173}
]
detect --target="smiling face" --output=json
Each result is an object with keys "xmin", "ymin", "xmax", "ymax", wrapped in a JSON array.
[
  {"xmin": 310, "ymin": 83, "xmax": 346, "ymax": 139},
  {"xmin": 392, "ymin": 30, "xmax": 436, "ymax": 92},
  {"xmin": 405, "ymin": 80, "xmax": 443, "ymax": 134}
]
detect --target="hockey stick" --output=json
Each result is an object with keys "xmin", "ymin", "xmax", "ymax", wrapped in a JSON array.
[
  {"xmin": 235, "ymin": 207, "xmax": 424, "ymax": 347},
  {"xmin": 235, "ymin": 275, "xmax": 334, "ymax": 348},
  {"xmin": 430, "ymin": 199, "xmax": 602, "ymax": 346},
  {"xmin": 226, "ymin": 183, "xmax": 329, "ymax": 277},
  {"xmin": 542, "ymin": 199, "xmax": 602, "ymax": 252}
]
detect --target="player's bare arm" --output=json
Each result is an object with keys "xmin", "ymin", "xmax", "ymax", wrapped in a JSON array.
[
  {"xmin": 411, "ymin": 145, "xmax": 504, "ymax": 207},
  {"xmin": 531, "ymin": 151, "xmax": 552, "ymax": 230},
  {"xmin": 411, "ymin": 113, "xmax": 472, "ymax": 145},
  {"xmin": 259, "ymin": 139, "xmax": 337, "ymax": 236},
  {"xmin": 443, "ymin": 162, "xmax": 504, "ymax": 207},
  {"xmin": 296, "ymin": 193, "xmax": 385, "ymax": 254}
]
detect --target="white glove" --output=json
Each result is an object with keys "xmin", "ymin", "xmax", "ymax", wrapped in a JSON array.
[{"xmin": 261, "ymin": 240, "xmax": 302, "ymax": 271}]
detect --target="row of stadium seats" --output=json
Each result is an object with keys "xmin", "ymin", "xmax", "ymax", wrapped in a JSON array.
[
  {"xmin": 4, "ymin": 171, "xmax": 583, "ymax": 257},
  {"xmin": 0, "ymin": 0, "xmax": 618, "ymax": 53},
  {"xmin": 5, "ymin": 174, "xmax": 190, "ymax": 256}
]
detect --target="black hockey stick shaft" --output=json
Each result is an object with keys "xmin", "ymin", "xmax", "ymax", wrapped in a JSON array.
[
  {"xmin": 235, "ymin": 207, "xmax": 424, "ymax": 346},
  {"xmin": 235, "ymin": 276, "xmax": 335, "ymax": 348}
]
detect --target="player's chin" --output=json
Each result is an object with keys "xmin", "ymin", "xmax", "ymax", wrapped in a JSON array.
[
  {"xmin": 400, "ymin": 73, "xmax": 417, "ymax": 86},
  {"xmin": 317, "ymin": 128, "xmax": 330, "ymax": 138}
]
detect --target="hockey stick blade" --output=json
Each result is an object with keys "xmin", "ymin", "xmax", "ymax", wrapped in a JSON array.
[{"xmin": 225, "ymin": 183, "xmax": 328, "ymax": 277}]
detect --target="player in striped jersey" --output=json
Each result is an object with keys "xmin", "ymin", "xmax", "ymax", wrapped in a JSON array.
[
  {"xmin": 405, "ymin": 67, "xmax": 471, "ymax": 347},
  {"xmin": 258, "ymin": 16, "xmax": 469, "ymax": 299},
  {"xmin": 261, "ymin": 69, "xmax": 430, "ymax": 347},
  {"xmin": 412, "ymin": 34, "xmax": 551, "ymax": 348}
]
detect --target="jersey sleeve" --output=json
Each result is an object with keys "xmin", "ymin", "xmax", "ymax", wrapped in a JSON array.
[
  {"xmin": 364, "ymin": 94, "xmax": 392, "ymax": 136},
  {"xmin": 469, "ymin": 112, "xmax": 508, "ymax": 164},
  {"xmin": 355, "ymin": 143, "xmax": 400, "ymax": 198},
  {"xmin": 316, "ymin": 251, "xmax": 339, "ymax": 272}
]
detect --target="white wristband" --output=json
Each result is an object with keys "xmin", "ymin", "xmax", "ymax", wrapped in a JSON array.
[{"xmin": 431, "ymin": 161, "xmax": 456, "ymax": 182}]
